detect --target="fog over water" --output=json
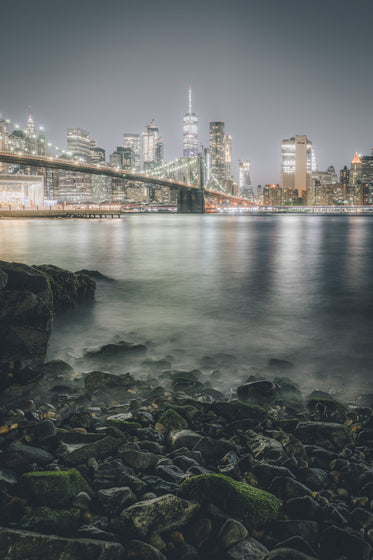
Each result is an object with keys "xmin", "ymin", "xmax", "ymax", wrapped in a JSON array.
[{"xmin": 1, "ymin": 214, "xmax": 372, "ymax": 399}]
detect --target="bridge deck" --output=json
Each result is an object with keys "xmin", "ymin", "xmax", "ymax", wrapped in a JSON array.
[{"xmin": 0, "ymin": 209, "xmax": 121, "ymax": 218}]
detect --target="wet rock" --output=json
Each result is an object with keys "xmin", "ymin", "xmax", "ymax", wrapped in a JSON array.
[
  {"xmin": 350, "ymin": 507, "xmax": 373, "ymax": 530},
  {"xmin": 237, "ymin": 380, "xmax": 277, "ymax": 404},
  {"xmin": 295, "ymin": 421, "xmax": 353, "ymax": 451},
  {"xmin": 0, "ymin": 261, "xmax": 52, "ymax": 308},
  {"xmin": 155, "ymin": 464, "xmax": 184, "ymax": 483},
  {"xmin": 297, "ymin": 466, "xmax": 330, "ymax": 491},
  {"xmin": 269, "ymin": 477, "xmax": 312, "ymax": 501},
  {"xmin": 217, "ymin": 518, "xmax": 248, "ymax": 548},
  {"xmin": 31, "ymin": 419, "xmax": 57, "ymax": 442},
  {"xmin": 177, "ymin": 473, "xmax": 280, "ymax": 528},
  {"xmin": 72, "ymin": 491, "xmax": 92, "ymax": 512},
  {"xmin": 18, "ymin": 506, "xmax": 79, "ymax": 536},
  {"xmin": 141, "ymin": 475, "xmax": 178, "ymax": 496},
  {"xmin": 268, "ymin": 358, "xmax": 294, "ymax": 371},
  {"xmin": 126, "ymin": 539, "xmax": 166, "ymax": 559},
  {"xmin": 84, "ymin": 341, "xmax": 146, "ymax": 364},
  {"xmin": 319, "ymin": 525, "xmax": 372, "ymax": 560},
  {"xmin": 0, "ymin": 269, "xmax": 7, "ymax": 289},
  {"xmin": 20, "ymin": 469, "xmax": 92, "ymax": 507},
  {"xmin": 170, "ymin": 430, "xmax": 203, "ymax": 450},
  {"xmin": 193, "ymin": 437, "xmax": 239, "ymax": 464},
  {"xmin": 63, "ymin": 436, "xmax": 127, "ymax": 465},
  {"xmin": 273, "ymin": 377, "xmax": 304, "ymax": 413},
  {"xmin": 0, "ymin": 468, "xmax": 18, "ymax": 492},
  {"xmin": 0, "ymin": 528, "xmax": 126, "ymax": 559},
  {"xmin": 263, "ymin": 549, "xmax": 317, "ymax": 560},
  {"xmin": 120, "ymin": 494, "xmax": 199, "ymax": 538},
  {"xmin": 249, "ymin": 434, "xmax": 284, "ymax": 462},
  {"xmin": 76, "ymin": 524, "xmax": 118, "ymax": 542},
  {"xmin": 306, "ymin": 396, "xmax": 347, "ymax": 423},
  {"xmin": 225, "ymin": 537, "xmax": 269, "ymax": 559},
  {"xmin": 98, "ymin": 487, "xmax": 137, "ymax": 514},
  {"xmin": 250, "ymin": 462, "xmax": 296, "ymax": 489},
  {"xmin": 274, "ymin": 536, "xmax": 318, "ymax": 558},
  {"xmin": 121, "ymin": 450, "xmax": 159, "ymax": 471},
  {"xmin": 210, "ymin": 401, "xmax": 268, "ymax": 423},
  {"xmin": 84, "ymin": 370, "xmax": 136, "ymax": 392},
  {"xmin": 270, "ymin": 520, "xmax": 318, "ymax": 547},
  {"xmin": 1, "ymin": 443, "xmax": 53, "ymax": 470},
  {"xmin": 168, "ymin": 543, "xmax": 199, "ymax": 560},
  {"xmin": 157, "ymin": 409, "xmax": 188, "ymax": 432},
  {"xmin": 42, "ymin": 359, "xmax": 75, "ymax": 378},
  {"xmin": 284, "ymin": 496, "xmax": 323, "ymax": 522},
  {"xmin": 184, "ymin": 517, "xmax": 212, "ymax": 548}
]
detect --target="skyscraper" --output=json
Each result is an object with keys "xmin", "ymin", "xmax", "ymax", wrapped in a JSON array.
[
  {"xmin": 123, "ymin": 134, "xmax": 141, "ymax": 172},
  {"xmin": 281, "ymin": 135, "xmax": 313, "ymax": 198},
  {"xmin": 90, "ymin": 139, "xmax": 105, "ymax": 163},
  {"xmin": 183, "ymin": 87, "xmax": 198, "ymax": 158},
  {"xmin": 209, "ymin": 122, "xmax": 226, "ymax": 187},
  {"xmin": 224, "ymin": 135, "xmax": 232, "ymax": 182},
  {"xmin": 349, "ymin": 152, "xmax": 362, "ymax": 186},
  {"xmin": 67, "ymin": 128, "xmax": 91, "ymax": 161},
  {"xmin": 239, "ymin": 161, "xmax": 254, "ymax": 199},
  {"xmin": 142, "ymin": 123, "xmax": 163, "ymax": 171},
  {"xmin": 25, "ymin": 115, "xmax": 37, "ymax": 154}
]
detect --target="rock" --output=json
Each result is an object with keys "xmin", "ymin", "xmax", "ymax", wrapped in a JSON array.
[
  {"xmin": 84, "ymin": 341, "xmax": 146, "ymax": 364},
  {"xmin": 72, "ymin": 491, "xmax": 92, "ymax": 512},
  {"xmin": 237, "ymin": 380, "xmax": 277, "ymax": 404},
  {"xmin": 155, "ymin": 464, "xmax": 184, "ymax": 483},
  {"xmin": 184, "ymin": 517, "xmax": 212, "ymax": 548},
  {"xmin": 319, "ymin": 525, "xmax": 372, "ymax": 560},
  {"xmin": 1, "ymin": 443, "xmax": 53, "ymax": 470},
  {"xmin": 217, "ymin": 518, "xmax": 248, "ymax": 548},
  {"xmin": 193, "ymin": 437, "xmax": 239, "ymax": 464},
  {"xmin": 33, "ymin": 264, "xmax": 95, "ymax": 312},
  {"xmin": 225, "ymin": 537, "xmax": 269, "ymax": 559},
  {"xmin": 168, "ymin": 543, "xmax": 199, "ymax": 560},
  {"xmin": 84, "ymin": 370, "xmax": 136, "ymax": 392},
  {"xmin": 63, "ymin": 436, "xmax": 127, "ymax": 465},
  {"xmin": 269, "ymin": 477, "xmax": 312, "ymax": 501},
  {"xmin": 121, "ymin": 450, "xmax": 159, "ymax": 471},
  {"xmin": 274, "ymin": 536, "xmax": 318, "ymax": 558},
  {"xmin": 250, "ymin": 462, "xmax": 296, "ymax": 489},
  {"xmin": 211, "ymin": 401, "xmax": 268, "ymax": 423},
  {"xmin": 177, "ymin": 473, "xmax": 280, "ymax": 528},
  {"xmin": 350, "ymin": 507, "xmax": 373, "ymax": 530},
  {"xmin": 120, "ymin": 494, "xmax": 199, "ymax": 538},
  {"xmin": 295, "ymin": 422, "xmax": 353, "ymax": 451},
  {"xmin": 126, "ymin": 539, "xmax": 166, "ymax": 559},
  {"xmin": 297, "ymin": 466, "xmax": 330, "ymax": 491},
  {"xmin": 0, "ymin": 527, "xmax": 125, "ymax": 559},
  {"xmin": 0, "ymin": 269, "xmax": 7, "ymax": 289},
  {"xmin": 270, "ymin": 520, "xmax": 319, "ymax": 547},
  {"xmin": 98, "ymin": 487, "xmax": 137, "ymax": 514},
  {"xmin": 0, "ymin": 468, "xmax": 18, "ymax": 492},
  {"xmin": 306, "ymin": 397, "xmax": 346, "ymax": 423},
  {"xmin": 263, "ymin": 549, "xmax": 317, "ymax": 560},
  {"xmin": 20, "ymin": 469, "xmax": 92, "ymax": 507},
  {"xmin": 268, "ymin": 358, "xmax": 294, "ymax": 370},
  {"xmin": 42, "ymin": 360, "xmax": 74, "ymax": 377},
  {"xmin": 273, "ymin": 377, "xmax": 304, "ymax": 413},
  {"xmin": 157, "ymin": 409, "xmax": 188, "ymax": 432},
  {"xmin": 170, "ymin": 430, "xmax": 203, "ymax": 450},
  {"xmin": 18, "ymin": 506, "xmax": 78, "ymax": 536},
  {"xmin": 0, "ymin": 261, "xmax": 52, "ymax": 308},
  {"xmin": 249, "ymin": 434, "xmax": 284, "ymax": 462},
  {"xmin": 285, "ymin": 496, "xmax": 323, "ymax": 522},
  {"xmin": 31, "ymin": 419, "xmax": 57, "ymax": 442},
  {"xmin": 141, "ymin": 475, "xmax": 178, "ymax": 496}
]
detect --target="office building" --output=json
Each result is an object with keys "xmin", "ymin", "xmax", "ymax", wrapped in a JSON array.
[
  {"xmin": 339, "ymin": 165, "xmax": 350, "ymax": 186},
  {"xmin": 90, "ymin": 139, "xmax": 105, "ymax": 163},
  {"xmin": 123, "ymin": 134, "xmax": 141, "ymax": 172},
  {"xmin": 67, "ymin": 128, "xmax": 91, "ymax": 161},
  {"xmin": 142, "ymin": 123, "xmax": 163, "ymax": 171},
  {"xmin": 209, "ymin": 122, "xmax": 226, "ymax": 187},
  {"xmin": 183, "ymin": 87, "xmax": 198, "ymax": 158},
  {"xmin": 312, "ymin": 165, "xmax": 338, "ymax": 187},
  {"xmin": 361, "ymin": 149, "xmax": 373, "ymax": 186},
  {"xmin": 349, "ymin": 152, "xmax": 362, "ymax": 186},
  {"xmin": 281, "ymin": 135, "xmax": 313, "ymax": 198},
  {"xmin": 239, "ymin": 161, "xmax": 254, "ymax": 199},
  {"xmin": 57, "ymin": 170, "xmax": 92, "ymax": 203},
  {"xmin": 224, "ymin": 135, "xmax": 232, "ymax": 187}
]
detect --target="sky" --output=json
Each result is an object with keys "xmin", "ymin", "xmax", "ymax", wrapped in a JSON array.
[{"xmin": 1, "ymin": 0, "xmax": 372, "ymax": 186}]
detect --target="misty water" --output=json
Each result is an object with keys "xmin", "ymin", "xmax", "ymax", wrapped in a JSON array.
[{"xmin": 1, "ymin": 214, "xmax": 373, "ymax": 399}]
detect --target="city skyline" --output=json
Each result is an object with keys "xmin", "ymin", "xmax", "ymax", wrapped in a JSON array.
[{"xmin": 1, "ymin": 0, "xmax": 372, "ymax": 186}]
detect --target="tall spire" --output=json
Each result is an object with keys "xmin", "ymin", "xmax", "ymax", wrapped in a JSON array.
[
  {"xmin": 351, "ymin": 151, "xmax": 361, "ymax": 165},
  {"xmin": 189, "ymin": 86, "xmax": 192, "ymax": 114}
]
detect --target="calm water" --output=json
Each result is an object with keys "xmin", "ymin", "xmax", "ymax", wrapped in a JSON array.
[{"xmin": 1, "ymin": 214, "xmax": 372, "ymax": 398}]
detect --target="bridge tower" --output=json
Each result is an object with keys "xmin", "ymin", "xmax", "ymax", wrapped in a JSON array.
[{"xmin": 177, "ymin": 153, "xmax": 205, "ymax": 213}]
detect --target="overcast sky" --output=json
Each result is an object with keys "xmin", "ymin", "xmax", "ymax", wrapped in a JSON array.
[{"xmin": 1, "ymin": 0, "xmax": 372, "ymax": 185}]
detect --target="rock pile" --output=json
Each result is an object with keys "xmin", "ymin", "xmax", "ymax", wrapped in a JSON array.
[{"xmin": 0, "ymin": 352, "xmax": 371, "ymax": 560}]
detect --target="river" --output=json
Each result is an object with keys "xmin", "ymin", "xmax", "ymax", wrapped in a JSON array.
[{"xmin": 1, "ymin": 214, "xmax": 372, "ymax": 399}]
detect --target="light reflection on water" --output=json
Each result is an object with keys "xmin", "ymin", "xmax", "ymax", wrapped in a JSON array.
[{"xmin": 1, "ymin": 215, "xmax": 372, "ymax": 398}]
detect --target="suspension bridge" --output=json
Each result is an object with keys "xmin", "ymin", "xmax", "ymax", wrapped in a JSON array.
[{"xmin": 0, "ymin": 114, "xmax": 253, "ymax": 213}]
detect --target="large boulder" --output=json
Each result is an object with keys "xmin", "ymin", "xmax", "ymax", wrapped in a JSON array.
[{"xmin": 20, "ymin": 469, "xmax": 92, "ymax": 508}]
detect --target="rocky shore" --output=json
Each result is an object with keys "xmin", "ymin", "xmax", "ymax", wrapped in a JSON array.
[{"xmin": 0, "ymin": 262, "xmax": 373, "ymax": 559}]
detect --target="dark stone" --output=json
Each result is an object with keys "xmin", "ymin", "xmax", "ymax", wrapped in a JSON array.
[
  {"xmin": 268, "ymin": 358, "xmax": 294, "ymax": 370},
  {"xmin": 141, "ymin": 475, "xmax": 178, "ymax": 496},
  {"xmin": 251, "ymin": 463, "xmax": 296, "ymax": 489},
  {"xmin": 76, "ymin": 525, "xmax": 118, "ymax": 542},
  {"xmin": 273, "ymin": 377, "xmax": 304, "ymax": 413},
  {"xmin": 84, "ymin": 341, "xmax": 146, "ymax": 364},
  {"xmin": 193, "ymin": 437, "xmax": 239, "ymax": 464},
  {"xmin": 126, "ymin": 539, "xmax": 166, "ymax": 559},
  {"xmin": 225, "ymin": 537, "xmax": 269, "ymax": 559},
  {"xmin": 1, "ymin": 443, "xmax": 53, "ymax": 470},
  {"xmin": 121, "ymin": 450, "xmax": 158, "ymax": 471},
  {"xmin": 350, "ymin": 507, "xmax": 373, "ymax": 530},
  {"xmin": 42, "ymin": 360, "xmax": 74, "ymax": 377},
  {"xmin": 31, "ymin": 419, "xmax": 57, "ymax": 442},
  {"xmin": 285, "ymin": 496, "xmax": 324, "ymax": 522},
  {"xmin": 297, "ymin": 467, "xmax": 330, "ymax": 491},
  {"xmin": 184, "ymin": 517, "xmax": 212, "ymax": 548},
  {"xmin": 155, "ymin": 464, "xmax": 184, "ymax": 483},
  {"xmin": 270, "ymin": 520, "xmax": 318, "ymax": 546},
  {"xmin": 237, "ymin": 380, "xmax": 277, "ymax": 404},
  {"xmin": 0, "ymin": 269, "xmax": 8, "ymax": 289},
  {"xmin": 217, "ymin": 518, "xmax": 248, "ymax": 548},
  {"xmin": 274, "ymin": 536, "xmax": 318, "ymax": 558},
  {"xmin": 98, "ymin": 487, "xmax": 137, "ymax": 515},
  {"xmin": 320, "ymin": 525, "xmax": 372, "ymax": 560},
  {"xmin": 269, "ymin": 477, "xmax": 312, "ymax": 501},
  {"xmin": 263, "ymin": 549, "xmax": 317, "ymax": 560},
  {"xmin": 169, "ymin": 543, "xmax": 199, "ymax": 560},
  {"xmin": 170, "ymin": 430, "xmax": 203, "ymax": 450},
  {"xmin": 0, "ymin": 528, "xmax": 125, "ymax": 559},
  {"xmin": 84, "ymin": 370, "xmax": 136, "ymax": 392},
  {"xmin": 295, "ymin": 422, "xmax": 353, "ymax": 451},
  {"xmin": 18, "ymin": 506, "xmax": 79, "ymax": 536}
]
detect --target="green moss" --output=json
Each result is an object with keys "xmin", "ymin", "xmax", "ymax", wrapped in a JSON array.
[
  {"xmin": 177, "ymin": 473, "xmax": 280, "ymax": 528},
  {"xmin": 20, "ymin": 469, "xmax": 91, "ymax": 507},
  {"xmin": 158, "ymin": 409, "xmax": 188, "ymax": 430},
  {"xmin": 95, "ymin": 436, "xmax": 127, "ymax": 457},
  {"xmin": 107, "ymin": 420, "xmax": 141, "ymax": 434}
]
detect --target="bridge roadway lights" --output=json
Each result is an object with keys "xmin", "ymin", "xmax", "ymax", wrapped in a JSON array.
[{"xmin": 177, "ymin": 188, "xmax": 205, "ymax": 214}]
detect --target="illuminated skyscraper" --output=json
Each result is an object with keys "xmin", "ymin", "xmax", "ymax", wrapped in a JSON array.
[
  {"xmin": 239, "ymin": 161, "xmax": 254, "ymax": 199},
  {"xmin": 183, "ymin": 87, "xmax": 198, "ymax": 158},
  {"xmin": 349, "ymin": 152, "xmax": 362, "ymax": 186},
  {"xmin": 281, "ymin": 135, "xmax": 313, "ymax": 198},
  {"xmin": 123, "ymin": 134, "xmax": 141, "ymax": 172},
  {"xmin": 224, "ymin": 135, "xmax": 232, "ymax": 182},
  {"xmin": 25, "ymin": 115, "xmax": 37, "ymax": 154},
  {"xmin": 67, "ymin": 128, "xmax": 91, "ymax": 161},
  {"xmin": 209, "ymin": 121, "xmax": 226, "ymax": 187},
  {"xmin": 142, "ymin": 123, "xmax": 163, "ymax": 171}
]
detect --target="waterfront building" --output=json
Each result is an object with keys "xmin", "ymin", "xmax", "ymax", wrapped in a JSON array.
[
  {"xmin": 183, "ymin": 87, "xmax": 198, "ymax": 158},
  {"xmin": 224, "ymin": 135, "xmax": 232, "ymax": 189},
  {"xmin": 67, "ymin": 128, "xmax": 91, "ymax": 161},
  {"xmin": 281, "ymin": 135, "xmax": 313, "ymax": 198},
  {"xmin": 0, "ymin": 120, "xmax": 9, "ymax": 173},
  {"xmin": 282, "ymin": 187, "xmax": 298, "ymax": 205},
  {"xmin": 256, "ymin": 185, "xmax": 263, "ymax": 203},
  {"xmin": 312, "ymin": 165, "xmax": 338, "ymax": 187},
  {"xmin": 209, "ymin": 122, "xmax": 226, "ymax": 187},
  {"xmin": 8, "ymin": 129, "xmax": 27, "ymax": 153},
  {"xmin": 238, "ymin": 161, "xmax": 254, "ymax": 199},
  {"xmin": 56, "ymin": 169, "xmax": 92, "ymax": 203},
  {"xmin": 37, "ymin": 129, "xmax": 49, "ymax": 157},
  {"xmin": 116, "ymin": 147, "xmax": 132, "ymax": 170},
  {"xmin": 25, "ymin": 115, "xmax": 37, "ymax": 154},
  {"xmin": 109, "ymin": 151, "xmax": 123, "ymax": 169},
  {"xmin": 92, "ymin": 175, "xmax": 112, "ymax": 203},
  {"xmin": 349, "ymin": 152, "xmax": 362, "ymax": 186},
  {"xmin": 155, "ymin": 137, "xmax": 164, "ymax": 167},
  {"xmin": 361, "ymin": 149, "xmax": 373, "ymax": 186},
  {"xmin": 123, "ymin": 134, "xmax": 141, "ymax": 172},
  {"xmin": 263, "ymin": 184, "xmax": 282, "ymax": 206}
]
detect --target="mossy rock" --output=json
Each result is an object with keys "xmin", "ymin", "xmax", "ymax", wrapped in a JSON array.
[
  {"xmin": 158, "ymin": 409, "xmax": 188, "ymax": 431},
  {"xmin": 177, "ymin": 473, "xmax": 280, "ymax": 528},
  {"xmin": 306, "ymin": 398, "xmax": 346, "ymax": 413},
  {"xmin": 20, "ymin": 469, "xmax": 92, "ymax": 507},
  {"xmin": 94, "ymin": 436, "xmax": 127, "ymax": 457},
  {"xmin": 18, "ymin": 506, "xmax": 78, "ymax": 535},
  {"xmin": 107, "ymin": 420, "xmax": 141, "ymax": 434}
]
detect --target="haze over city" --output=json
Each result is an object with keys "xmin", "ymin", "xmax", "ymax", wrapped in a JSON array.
[{"xmin": 1, "ymin": 0, "xmax": 372, "ymax": 186}]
